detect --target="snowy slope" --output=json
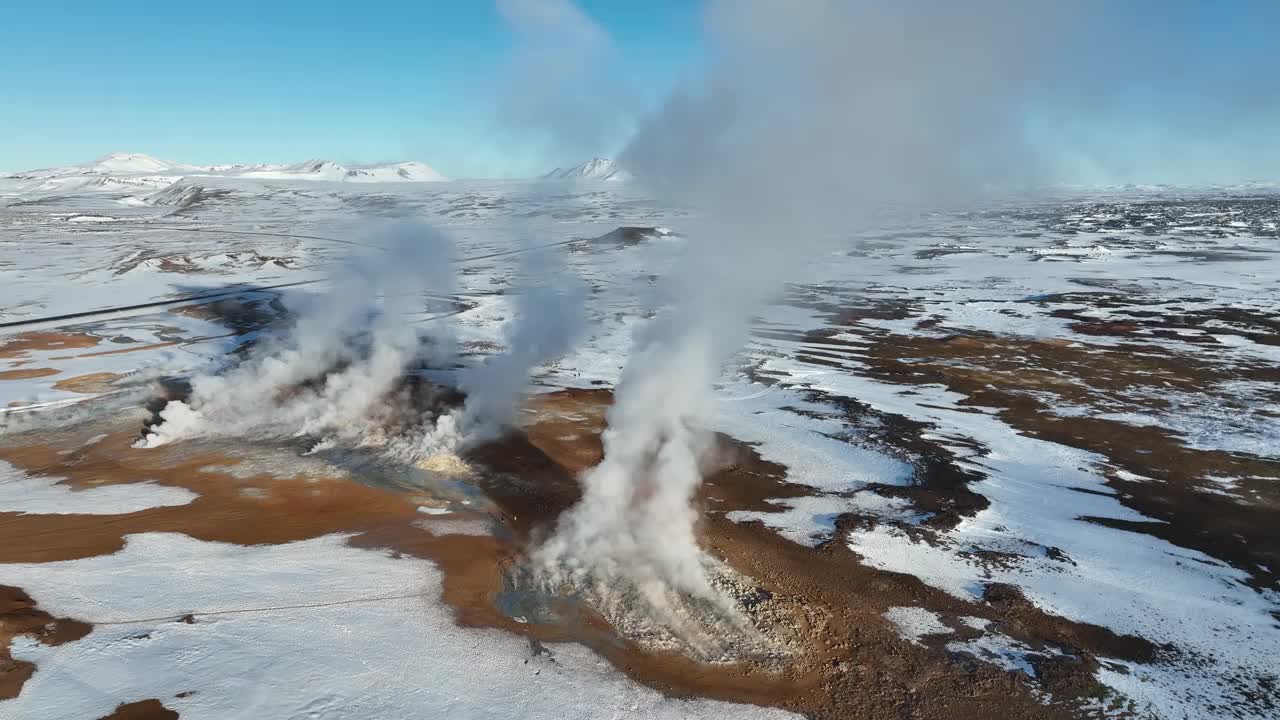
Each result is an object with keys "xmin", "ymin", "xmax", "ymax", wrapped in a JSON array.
[
  {"xmin": 8, "ymin": 152, "xmax": 189, "ymax": 181},
  {"xmin": 349, "ymin": 160, "xmax": 448, "ymax": 182},
  {"xmin": 87, "ymin": 152, "xmax": 184, "ymax": 174},
  {"xmin": 542, "ymin": 157, "xmax": 630, "ymax": 181}
]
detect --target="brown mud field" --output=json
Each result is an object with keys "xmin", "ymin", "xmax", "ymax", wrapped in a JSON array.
[
  {"xmin": 0, "ymin": 332, "xmax": 101, "ymax": 360},
  {"xmin": 52, "ymin": 372, "xmax": 124, "ymax": 394},
  {"xmin": 96, "ymin": 699, "xmax": 179, "ymax": 720},
  {"xmin": 0, "ymin": 585, "xmax": 91, "ymax": 700},
  {"xmin": 0, "ymin": 368, "xmax": 61, "ymax": 381},
  {"xmin": 857, "ymin": 332, "xmax": 1280, "ymax": 592},
  {"xmin": 0, "ymin": 387, "xmax": 1162, "ymax": 720}
]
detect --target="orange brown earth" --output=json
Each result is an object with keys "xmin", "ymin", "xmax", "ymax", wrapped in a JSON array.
[
  {"xmin": 0, "ymin": 368, "xmax": 61, "ymax": 381},
  {"xmin": 52, "ymin": 372, "xmax": 124, "ymax": 394},
  {"xmin": 0, "ymin": 387, "xmax": 1160, "ymax": 720},
  {"xmin": 0, "ymin": 585, "xmax": 91, "ymax": 700},
  {"xmin": 95, "ymin": 699, "xmax": 179, "ymax": 720},
  {"xmin": 0, "ymin": 332, "xmax": 101, "ymax": 360},
  {"xmin": 53, "ymin": 341, "xmax": 181, "ymax": 360}
]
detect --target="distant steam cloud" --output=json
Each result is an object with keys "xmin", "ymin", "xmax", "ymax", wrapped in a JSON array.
[{"xmin": 495, "ymin": 0, "xmax": 634, "ymax": 165}]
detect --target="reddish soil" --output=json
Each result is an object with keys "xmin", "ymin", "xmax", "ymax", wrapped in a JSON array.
[
  {"xmin": 96, "ymin": 699, "xmax": 178, "ymax": 720},
  {"xmin": 52, "ymin": 341, "xmax": 179, "ymax": 360},
  {"xmin": 52, "ymin": 372, "xmax": 123, "ymax": 394},
  {"xmin": 0, "ymin": 368, "xmax": 60, "ymax": 381},
  {"xmin": 0, "ymin": 434, "xmax": 423, "ymax": 564},
  {"xmin": 0, "ymin": 332, "xmax": 100, "ymax": 360},
  {"xmin": 0, "ymin": 585, "xmax": 91, "ymax": 700}
]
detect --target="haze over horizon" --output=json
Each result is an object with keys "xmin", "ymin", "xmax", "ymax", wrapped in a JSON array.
[{"xmin": 2, "ymin": 0, "xmax": 1278, "ymax": 184}]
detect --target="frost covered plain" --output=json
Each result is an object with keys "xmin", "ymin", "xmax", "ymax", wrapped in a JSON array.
[{"xmin": 0, "ymin": 156, "xmax": 1277, "ymax": 720}]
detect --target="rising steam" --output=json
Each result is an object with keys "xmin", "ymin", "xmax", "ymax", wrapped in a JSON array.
[
  {"xmin": 139, "ymin": 222, "xmax": 585, "ymax": 459},
  {"xmin": 138, "ymin": 222, "xmax": 456, "ymax": 451},
  {"xmin": 457, "ymin": 246, "xmax": 588, "ymax": 439},
  {"xmin": 536, "ymin": 0, "xmax": 1076, "ymax": 630}
]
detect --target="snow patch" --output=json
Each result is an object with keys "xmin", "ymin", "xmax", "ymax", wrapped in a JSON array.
[
  {"xmin": 0, "ymin": 461, "xmax": 196, "ymax": 515},
  {"xmin": 883, "ymin": 606, "xmax": 953, "ymax": 645}
]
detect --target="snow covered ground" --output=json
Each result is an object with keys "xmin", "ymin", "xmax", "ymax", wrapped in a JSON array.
[{"xmin": 1, "ymin": 162, "xmax": 1277, "ymax": 718}]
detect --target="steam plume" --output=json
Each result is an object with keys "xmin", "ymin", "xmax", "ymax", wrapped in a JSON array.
[
  {"xmin": 138, "ymin": 222, "xmax": 455, "ymax": 450},
  {"xmin": 457, "ymin": 246, "xmax": 588, "ymax": 439},
  {"xmin": 538, "ymin": 0, "xmax": 1075, "ymax": 626},
  {"xmin": 138, "ymin": 221, "xmax": 588, "ymax": 461}
]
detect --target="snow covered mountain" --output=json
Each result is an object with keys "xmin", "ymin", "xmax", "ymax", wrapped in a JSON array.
[
  {"xmin": 83, "ymin": 152, "xmax": 182, "ymax": 175},
  {"xmin": 6, "ymin": 153, "xmax": 183, "ymax": 182},
  {"xmin": 541, "ymin": 157, "xmax": 630, "ymax": 181},
  {"xmin": 6, "ymin": 152, "xmax": 449, "ymax": 183}
]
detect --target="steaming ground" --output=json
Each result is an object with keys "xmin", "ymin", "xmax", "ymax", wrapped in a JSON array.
[{"xmin": 1, "ymin": 175, "xmax": 1278, "ymax": 719}]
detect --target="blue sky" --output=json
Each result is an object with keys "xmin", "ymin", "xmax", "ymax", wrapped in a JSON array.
[
  {"xmin": 1, "ymin": 1, "xmax": 1276, "ymax": 182},
  {"xmin": 0, "ymin": 1, "xmax": 700, "ymax": 177}
]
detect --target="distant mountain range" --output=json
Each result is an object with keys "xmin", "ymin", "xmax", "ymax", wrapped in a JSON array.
[
  {"xmin": 541, "ymin": 157, "xmax": 630, "ymax": 182},
  {"xmin": 5, "ymin": 152, "xmax": 450, "ymax": 183},
  {"xmin": 4, "ymin": 152, "xmax": 639, "ymax": 188}
]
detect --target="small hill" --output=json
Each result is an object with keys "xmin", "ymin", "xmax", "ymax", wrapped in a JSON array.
[{"xmin": 542, "ymin": 157, "xmax": 630, "ymax": 181}]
